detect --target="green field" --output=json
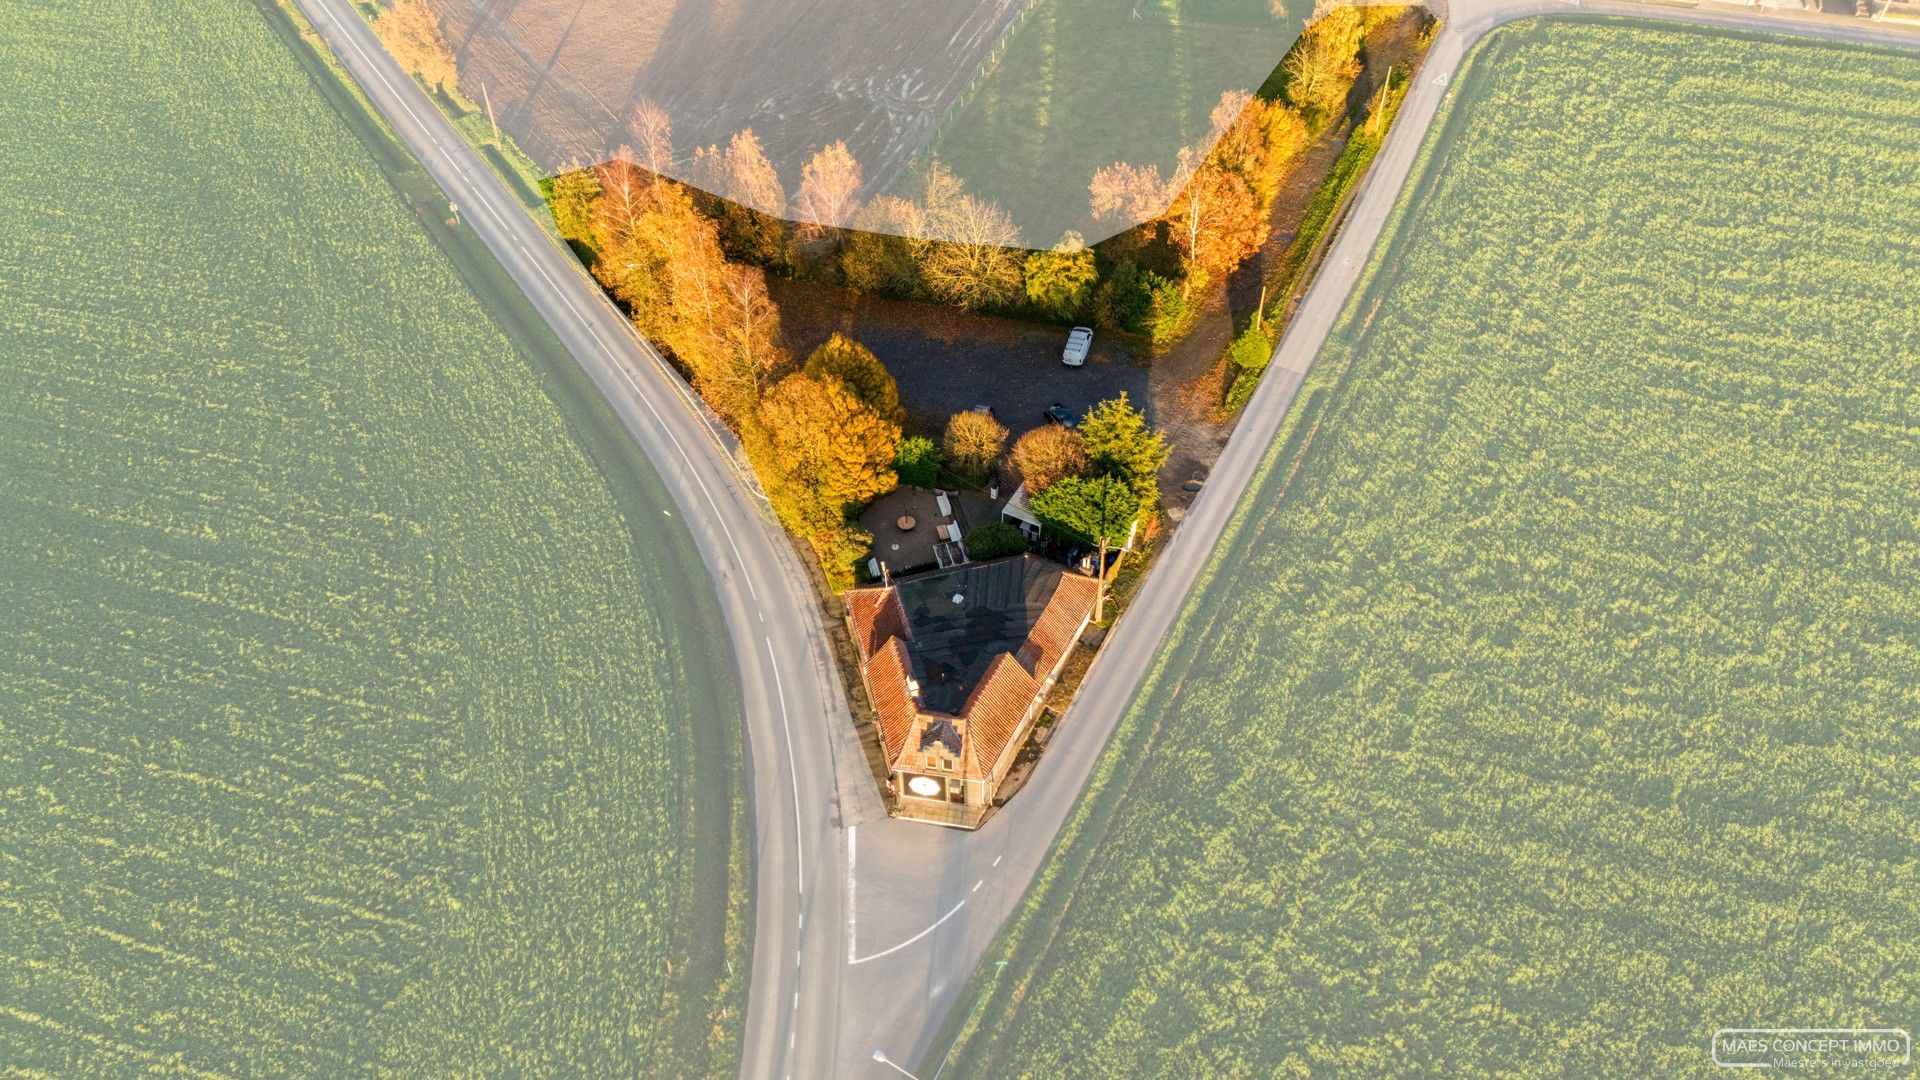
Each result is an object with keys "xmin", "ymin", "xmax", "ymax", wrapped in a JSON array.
[
  {"xmin": 0, "ymin": 0, "xmax": 744, "ymax": 1074},
  {"xmin": 943, "ymin": 19, "xmax": 1920, "ymax": 1077},
  {"xmin": 921, "ymin": 0, "xmax": 1307, "ymax": 245}
]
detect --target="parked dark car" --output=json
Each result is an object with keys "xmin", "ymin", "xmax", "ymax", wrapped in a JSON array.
[{"xmin": 1042, "ymin": 402, "xmax": 1079, "ymax": 429}]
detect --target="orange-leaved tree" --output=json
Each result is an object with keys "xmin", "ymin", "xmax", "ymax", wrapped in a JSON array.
[
  {"xmin": 694, "ymin": 129, "xmax": 789, "ymax": 267},
  {"xmin": 1010, "ymin": 425, "xmax": 1089, "ymax": 493},
  {"xmin": 757, "ymin": 374, "xmax": 901, "ymax": 587},
  {"xmin": 589, "ymin": 169, "xmax": 786, "ymax": 425},
  {"xmin": 804, "ymin": 334, "xmax": 903, "ymax": 425},
  {"xmin": 942, "ymin": 408, "xmax": 1009, "ymax": 485},
  {"xmin": 378, "ymin": 0, "xmax": 458, "ymax": 92}
]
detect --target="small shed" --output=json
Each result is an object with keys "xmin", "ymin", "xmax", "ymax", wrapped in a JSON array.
[{"xmin": 1000, "ymin": 483, "xmax": 1044, "ymax": 540}]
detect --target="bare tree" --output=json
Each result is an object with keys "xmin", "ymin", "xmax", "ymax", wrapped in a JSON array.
[
  {"xmin": 917, "ymin": 163, "xmax": 1023, "ymax": 310},
  {"xmin": 627, "ymin": 98, "xmax": 674, "ymax": 176},
  {"xmin": 1209, "ymin": 89, "xmax": 1254, "ymax": 146},
  {"xmin": 591, "ymin": 147, "xmax": 651, "ymax": 246},
  {"xmin": 1089, "ymin": 161, "xmax": 1172, "ymax": 224},
  {"xmin": 796, "ymin": 141, "xmax": 864, "ymax": 231},
  {"xmin": 720, "ymin": 129, "xmax": 785, "ymax": 218}
]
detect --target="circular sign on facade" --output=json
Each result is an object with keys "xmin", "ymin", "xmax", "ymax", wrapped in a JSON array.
[{"xmin": 907, "ymin": 775, "xmax": 943, "ymax": 798}]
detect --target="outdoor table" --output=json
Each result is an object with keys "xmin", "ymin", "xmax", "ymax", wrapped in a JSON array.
[{"xmin": 897, "ymin": 515, "xmax": 917, "ymax": 531}]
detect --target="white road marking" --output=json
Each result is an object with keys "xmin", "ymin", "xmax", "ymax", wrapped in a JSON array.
[
  {"xmin": 971, "ymin": 880, "xmax": 982, "ymax": 894},
  {"xmin": 764, "ymin": 636, "xmax": 803, "ymax": 891},
  {"xmin": 991, "ymin": 855, "xmax": 1003, "ymax": 868},
  {"xmin": 326, "ymin": 1, "xmax": 768, "ymax": 612},
  {"xmin": 848, "ymin": 899, "xmax": 966, "ymax": 966}
]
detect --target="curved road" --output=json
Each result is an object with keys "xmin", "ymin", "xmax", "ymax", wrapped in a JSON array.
[
  {"xmin": 287, "ymin": 4, "xmax": 857, "ymax": 1077},
  {"xmin": 291, "ymin": 0, "xmax": 1917, "ymax": 1076}
]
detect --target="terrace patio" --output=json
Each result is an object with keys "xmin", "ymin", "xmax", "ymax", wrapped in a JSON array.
[{"xmin": 859, "ymin": 486, "xmax": 1002, "ymax": 576}]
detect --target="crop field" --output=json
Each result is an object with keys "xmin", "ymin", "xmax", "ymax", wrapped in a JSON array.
[
  {"xmin": 0, "ymin": 0, "xmax": 744, "ymax": 1075},
  {"xmin": 923, "ymin": 0, "xmax": 1312, "ymax": 245},
  {"xmin": 943, "ymin": 19, "xmax": 1920, "ymax": 1077}
]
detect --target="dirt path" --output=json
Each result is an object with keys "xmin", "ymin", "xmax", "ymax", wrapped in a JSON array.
[
  {"xmin": 1153, "ymin": 10, "xmax": 1430, "ymax": 520},
  {"xmin": 1150, "ymin": 122, "xmax": 1350, "ymax": 518}
]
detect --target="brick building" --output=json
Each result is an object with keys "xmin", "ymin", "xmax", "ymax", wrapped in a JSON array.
[{"xmin": 846, "ymin": 556, "xmax": 1097, "ymax": 828}]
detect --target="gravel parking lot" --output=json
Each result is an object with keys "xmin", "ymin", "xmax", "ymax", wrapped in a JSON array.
[{"xmin": 771, "ymin": 279, "xmax": 1151, "ymax": 443}]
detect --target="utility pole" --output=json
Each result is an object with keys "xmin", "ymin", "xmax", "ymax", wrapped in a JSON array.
[{"xmin": 482, "ymin": 82, "xmax": 499, "ymax": 144}]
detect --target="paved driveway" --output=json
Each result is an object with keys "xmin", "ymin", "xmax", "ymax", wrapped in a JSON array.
[{"xmin": 771, "ymin": 279, "xmax": 1151, "ymax": 441}]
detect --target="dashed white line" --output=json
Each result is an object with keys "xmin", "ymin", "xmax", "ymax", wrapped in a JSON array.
[
  {"xmin": 992, "ymin": 855, "xmax": 1003, "ymax": 868},
  {"xmin": 971, "ymin": 880, "xmax": 983, "ymax": 894},
  {"xmin": 765, "ymin": 636, "xmax": 803, "ymax": 891},
  {"xmin": 327, "ymin": 0, "xmax": 767, "ymax": 614}
]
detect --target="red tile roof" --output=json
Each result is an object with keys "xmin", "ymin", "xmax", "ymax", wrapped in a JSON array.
[
  {"xmin": 849, "ymin": 563, "xmax": 1096, "ymax": 792},
  {"xmin": 846, "ymin": 586, "xmax": 909, "ymax": 659},
  {"xmin": 866, "ymin": 637, "xmax": 918, "ymax": 766},
  {"xmin": 958, "ymin": 653, "xmax": 1039, "ymax": 781},
  {"xmin": 1018, "ymin": 573, "xmax": 1097, "ymax": 679}
]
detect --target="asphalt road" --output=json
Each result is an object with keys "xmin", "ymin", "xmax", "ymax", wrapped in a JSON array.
[
  {"xmin": 290, "ymin": 0, "xmax": 1919, "ymax": 1076},
  {"xmin": 285, "ymin": 3, "xmax": 856, "ymax": 1077}
]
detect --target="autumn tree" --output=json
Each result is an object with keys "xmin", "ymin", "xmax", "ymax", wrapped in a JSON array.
[
  {"xmin": 1079, "ymin": 392, "xmax": 1169, "ymax": 511},
  {"xmin": 679, "ymin": 260, "xmax": 788, "ymax": 424},
  {"xmin": 758, "ymin": 374, "xmax": 901, "ymax": 528},
  {"xmin": 378, "ymin": 0, "xmax": 458, "ymax": 91},
  {"xmin": 841, "ymin": 196, "xmax": 925, "ymax": 295},
  {"xmin": 917, "ymin": 164, "xmax": 1024, "ymax": 311},
  {"xmin": 1248, "ymin": 105, "xmax": 1311, "ymax": 203},
  {"xmin": 1206, "ymin": 89, "xmax": 1303, "ymax": 204},
  {"xmin": 719, "ymin": 129, "xmax": 785, "ymax": 216},
  {"xmin": 1031, "ymin": 474, "xmax": 1137, "ymax": 622},
  {"xmin": 804, "ymin": 333, "xmax": 903, "ymax": 424},
  {"xmin": 1165, "ymin": 154, "xmax": 1266, "ymax": 292},
  {"xmin": 1023, "ymin": 232, "xmax": 1099, "ymax": 320},
  {"xmin": 942, "ymin": 409, "xmax": 1008, "ymax": 485},
  {"xmin": 1010, "ymin": 425, "xmax": 1088, "ymax": 493},
  {"xmin": 1210, "ymin": 90, "xmax": 1257, "ymax": 149},
  {"xmin": 548, "ymin": 167, "xmax": 602, "ymax": 256},
  {"xmin": 695, "ymin": 129, "xmax": 789, "ymax": 267},
  {"xmin": 589, "ymin": 149, "xmax": 653, "ymax": 250},
  {"xmin": 588, "ymin": 150, "xmax": 669, "ymax": 316},
  {"xmin": 595, "ymin": 177, "xmax": 786, "ymax": 425},
  {"xmin": 1282, "ymin": 14, "xmax": 1363, "ymax": 124}
]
